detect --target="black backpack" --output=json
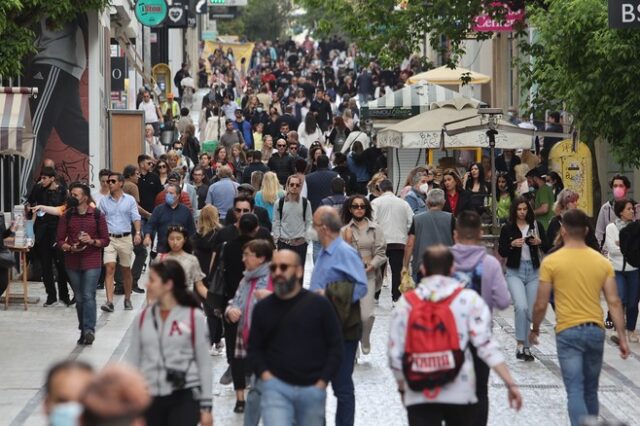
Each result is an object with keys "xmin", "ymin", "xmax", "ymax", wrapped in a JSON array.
[{"xmin": 619, "ymin": 221, "xmax": 640, "ymax": 268}]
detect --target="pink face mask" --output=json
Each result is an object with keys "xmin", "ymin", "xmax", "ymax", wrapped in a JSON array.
[{"xmin": 613, "ymin": 187, "xmax": 626, "ymax": 199}]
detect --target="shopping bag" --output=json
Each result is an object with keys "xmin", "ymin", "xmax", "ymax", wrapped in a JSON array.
[{"xmin": 399, "ymin": 269, "xmax": 416, "ymax": 293}]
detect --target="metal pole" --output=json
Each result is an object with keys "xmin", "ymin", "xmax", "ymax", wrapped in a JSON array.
[{"xmin": 487, "ymin": 129, "xmax": 498, "ymax": 234}]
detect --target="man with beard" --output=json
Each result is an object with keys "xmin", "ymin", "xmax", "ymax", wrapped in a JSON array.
[{"xmin": 248, "ymin": 250, "xmax": 343, "ymax": 426}]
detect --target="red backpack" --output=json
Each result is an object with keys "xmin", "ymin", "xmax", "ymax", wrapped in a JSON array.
[{"xmin": 402, "ymin": 288, "xmax": 465, "ymax": 398}]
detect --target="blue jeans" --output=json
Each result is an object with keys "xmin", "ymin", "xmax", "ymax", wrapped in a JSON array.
[
  {"xmin": 615, "ymin": 269, "xmax": 640, "ymax": 330},
  {"xmin": 66, "ymin": 268, "xmax": 101, "ymax": 333},
  {"xmin": 260, "ymin": 377, "xmax": 326, "ymax": 426},
  {"xmin": 506, "ymin": 260, "xmax": 539, "ymax": 346},
  {"xmin": 244, "ymin": 375, "xmax": 261, "ymax": 426},
  {"xmin": 333, "ymin": 339, "xmax": 358, "ymax": 426},
  {"xmin": 556, "ymin": 324, "xmax": 605, "ymax": 426}
]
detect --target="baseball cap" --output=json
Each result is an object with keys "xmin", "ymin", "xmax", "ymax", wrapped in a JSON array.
[{"xmin": 167, "ymin": 172, "xmax": 181, "ymax": 182}]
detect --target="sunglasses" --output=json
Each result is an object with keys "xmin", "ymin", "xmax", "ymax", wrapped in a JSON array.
[
  {"xmin": 351, "ymin": 204, "xmax": 366, "ymax": 210},
  {"xmin": 277, "ymin": 144, "xmax": 286, "ymax": 148},
  {"xmin": 167, "ymin": 225, "xmax": 185, "ymax": 232},
  {"xmin": 107, "ymin": 179, "xmax": 118, "ymax": 184},
  {"xmin": 289, "ymin": 146, "xmax": 298, "ymax": 150},
  {"xmin": 289, "ymin": 183, "xmax": 301, "ymax": 188},
  {"xmin": 234, "ymin": 208, "xmax": 251, "ymax": 214},
  {"xmin": 270, "ymin": 263, "xmax": 295, "ymax": 273},
  {"xmin": 157, "ymin": 165, "xmax": 167, "ymax": 169}
]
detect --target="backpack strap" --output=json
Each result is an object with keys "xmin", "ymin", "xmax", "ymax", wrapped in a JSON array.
[
  {"xmin": 404, "ymin": 290, "xmax": 421, "ymax": 307},
  {"xmin": 190, "ymin": 307, "xmax": 196, "ymax": 351},
  {"xmin": 278, "ymin": 196, "xmax": 308, "ymax": 223},
  {"xmin": 139, "ymin": 306, "xmax": 150, "ymax": 330}
]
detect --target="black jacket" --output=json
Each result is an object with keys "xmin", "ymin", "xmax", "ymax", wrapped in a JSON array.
[
  {"xmin": 305, "ymin": 169, "xmax": 339, "ymax": 211},
  {"xmin": 268, "ymin": 153, "xmax": 296, "ymax": 186},
  {"xmin": 546, "ymin": 215, "xmax": 600, "ymax": 252},
  {"xmin": 242, "ymin": 162, "xmax": 269, "ymax": 184},
  {"xmin": 443, "ymin": 189, "xmax": 473, "ymax": 217},
  {"xmin": 498, "ymin": 220, "xmax": 550, "ymax": 269}
]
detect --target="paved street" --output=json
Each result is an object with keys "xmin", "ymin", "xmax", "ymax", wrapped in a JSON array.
[{"xmin": 2, "ymin": 252, "xmax": 640, "ymax": 425}]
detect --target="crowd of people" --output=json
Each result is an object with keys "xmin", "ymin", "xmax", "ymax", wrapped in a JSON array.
[{"xmin": 2, "ymin": 36, "xmax": 638, "ymax": 426}]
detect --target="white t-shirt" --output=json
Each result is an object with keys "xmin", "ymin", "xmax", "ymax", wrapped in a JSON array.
[
  {"xmin": 139, "ymin": 100, "xmax": 159, "ymax": 123},
  {"xmin": 519, "ymin": 224, "xmax": 531, "ymax": 261}
]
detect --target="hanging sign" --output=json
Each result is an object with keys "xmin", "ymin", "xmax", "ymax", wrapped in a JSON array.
[{"xmin": 135, "ymin": 0, "xmax": 168, "ymax": 27}]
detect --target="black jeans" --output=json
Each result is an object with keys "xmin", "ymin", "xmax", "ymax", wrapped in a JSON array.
[
  {"xmin": 202, "ymin": 299, "xmax": 223, "ymax": 345},
  {"xmin": 146, "ymin": 388, "xmax": 200, "ymax": 426},
  {"xmin": 35, "ymin": 239, "xmax": 69, "ymax": 302},
  {"xmin": 386, "ymin": 245, "xmax": 405, "ymax": 302},
  {"xmin": 407, "ymin": 403, "xmax": 474, "ymax": 426},
  {"xmin": 225, "ymin": 321, "xmax": 247, "ymax": 391},
  {"xmin": 470, "ymin": 345, "xmax": 490, "ymax": 426},
  {"xmin": 277, "ymin": 241, "xmax": 308, "ymax": 274}
]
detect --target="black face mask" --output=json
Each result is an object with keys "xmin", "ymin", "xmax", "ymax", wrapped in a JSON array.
[{"xmin": 66, "ymin": 196, "xmax": 80, "ymax": 208}]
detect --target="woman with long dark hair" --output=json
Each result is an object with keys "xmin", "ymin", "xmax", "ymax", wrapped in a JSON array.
[
  {"xmin": 298, "ymin": 111, "xmax": 323, "ymax": 148},
  {"xmin": 131, "ymin": 259, "xmax": 213, "ymax": 426},
  {"xmin": 546, "ymin": 171, "xmax": 564, "ymax": 200},
  {"xmin": 496, "ymin": 173, "xmax": 515, "ymax": 224},
  {"xmin": 463, "ymin": 162, "xmax": 490, "ymax": 215},
  {"xmin": 498, "ymin": 197, "xmax": 548, "ymax": 361},
  {"xmin": 328, "ymin": 116, "xmax": 350, "ymax": 153},
  {"xmin": 442, "ymin": 169, "xmax": 472, "ymax": 216},
  {"xmin": 155, "ymin": 159, "xmax": 170, "ymax": 185},
  {"xmin": 340, "ymin": 195, "xmax": 387, "ymax": 355}
]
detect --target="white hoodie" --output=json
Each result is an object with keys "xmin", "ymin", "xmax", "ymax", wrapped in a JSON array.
[{"xmin": 388, "ymin": 275, "xmax": 504, "ymax": 406}]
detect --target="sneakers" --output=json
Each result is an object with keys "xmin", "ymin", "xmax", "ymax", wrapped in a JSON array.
[
  {"xmin": 516, "ymin": 347, "xmax": 525, "ymax": 360},
  {"xmin": 97, "ymin": 283, "xmax": 105, "ymax": 290},
  {"xmin": 233, "ymin": 400, "xmax": 246, "ymax": 413},
  {"xmin": 209, "ymin": 342, "xmax": 225, "ymax": 356},
  {"xmin": 522, "ymin": 347, "xmax": 535, "ymax": 362},
  {"xmin": 361, "ymin": 342, "xmax": 371, "ymax": 355},
  {"xmin": 84, "ymin": 331, "xmax": 95, "ymax": 345},
  {"xmin": 101, "ymin": 302, "xmax": 114, "ymax": 312},
  {"xmin": 629, "ymin": 331, "xmax": 640, "ymax": 343},
  {"xmin": 132, "ymin": 285, "xmax": 145, "ymax": 294},
  {"xmin": 43, "ymin": 299, "xmax": 59, "ymax": 307},
  {"xmin": 219, "ymin": 366, "xmax": 233, "ymax": 385},
  {"xmin": 124, "ymin": 299, "xmax": 133, "ymax": 310}
]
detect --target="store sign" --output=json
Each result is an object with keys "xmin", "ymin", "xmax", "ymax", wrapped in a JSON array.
[
  {"xmin": 135, "ymin": 0, "xmax": 168, "ymax": 27},
  {"xmin": 609, "ymin": 0, "xmax": 640, "ymax": 28},
  {"xmin": 472, "ymin": 2, "xmax": 525, "ymax": 32},
  {"xmin": 110, "ymin": 57, "xmax": 126, "ymax": 91},
  {"xmin": 166, "ymin": 1, "xmax": 188, "ymax": 28}
]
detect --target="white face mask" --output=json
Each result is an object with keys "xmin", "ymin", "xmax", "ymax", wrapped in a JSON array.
[
  {"xmin": 546, "ymin": 182, "xmax": 553, "ymax": 187},
  {"xmin": 419, "ymin": 183, "xmax": 430, "ymax": 194},
  {"xmin": 49, "ymin": 402, "xmax": 82, "ymax": 426}
]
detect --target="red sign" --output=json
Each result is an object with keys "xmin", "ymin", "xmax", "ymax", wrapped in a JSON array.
[{"xmin": 473, "ymin": 3, "xmax": 525, "ymax": 32}]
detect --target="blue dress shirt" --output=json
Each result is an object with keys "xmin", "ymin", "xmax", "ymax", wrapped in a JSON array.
[
  {"xmin": 98, "ymin": 193, "xmax": 141, "ymax": 234},
  {"xmin": 310, "ymin": 236, "xmax": 368, "ymax": 302}
]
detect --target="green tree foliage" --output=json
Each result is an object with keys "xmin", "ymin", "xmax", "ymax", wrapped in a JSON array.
[
  {"xmin": 294, "ymin": 0, "xmax": 520, "ymax": 68},
  {"xmin": 0, "ymin": 0, "xmax": 110, "ymax": 77},
  {"xmin": 522, "ymin": 0, "xmax": 640, "ymax": 166},
  {"xmin": 218, "ymin": 0, "xmax": 292, "ymax": 41}
]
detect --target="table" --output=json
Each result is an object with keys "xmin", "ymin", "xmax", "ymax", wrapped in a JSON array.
[{"xmin": 3, "ymin": 240, "xmax": 32, "ymax": 310}]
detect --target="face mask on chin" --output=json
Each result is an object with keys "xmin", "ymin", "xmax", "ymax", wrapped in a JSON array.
[{"xmin": 165, "ymin": 193, "xmax": 176, "ymax": 205}]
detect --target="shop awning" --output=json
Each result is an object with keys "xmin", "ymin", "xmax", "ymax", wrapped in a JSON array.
[
  {"xmin": 361, "ymin": 83, "xmax": 481, "ymax": 120},
  {"xmin": 0, "ymin": 88, "xmax": 37, "ymax": 157},
  {"xmin": 408, "ymin": 66, "xmax": 492, "ymax": 85}
]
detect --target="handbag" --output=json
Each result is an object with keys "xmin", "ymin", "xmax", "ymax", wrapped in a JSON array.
[
  {"xmin": 205, "ymin": 242, "xmax": 227, "ymax": 311},
  {"xmin": 0, "ymin": 247, "xmax": 15, "ymax": 269}
]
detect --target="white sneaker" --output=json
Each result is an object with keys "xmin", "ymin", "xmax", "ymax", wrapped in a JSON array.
[
  {"xmin": 209, "ymin": 342, "xmax": 225, "ymax": 356},
  {"xmin": 629, "ymin": 331, "xmax": 640, "ymax": 343}
]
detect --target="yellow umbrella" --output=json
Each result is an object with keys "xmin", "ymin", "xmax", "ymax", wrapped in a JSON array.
[{"xmin": 408, "ymin": 66, "xmax": 491, "ymax": 85}]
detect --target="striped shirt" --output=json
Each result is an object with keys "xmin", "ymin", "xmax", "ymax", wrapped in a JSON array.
[{"xmin": 56, "ymin": 206, "xmax": 110, "ymax": 270}]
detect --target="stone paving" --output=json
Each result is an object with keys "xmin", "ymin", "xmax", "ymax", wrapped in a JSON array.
[{"xmin": 3, "ymin": 264, "xmax": 640, "ymax": 425}]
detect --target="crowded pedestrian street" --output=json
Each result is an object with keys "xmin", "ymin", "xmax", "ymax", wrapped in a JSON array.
[
  {"xmin": 3, "ymin": 264, "xmax": 640, "ymax": 426},
  {"xmin": 3, "ymin": 2, "xmax": 640, "ymax": 425}
]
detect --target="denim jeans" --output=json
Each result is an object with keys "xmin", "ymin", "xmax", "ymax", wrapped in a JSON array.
[
  {"xmin": 615, "ymin": 269, "xmax": 640, "ymax": 330},
  {"xmin": 244, "ymin": 375, "xmax": 261, "ymax": 426},
  {"xmin": 66, "ymin": 268, "xmax": 101, "ymax": 333},
  {"xmin": 556, "ymin": 324, "xmax": 605, "ymax": 426},
  {"xmin": 333, "ymin": 339, "xmax": 358, "ymax": 426},
  {"xmin": 506, "ymin": 260, "xmax": 539, "ymax": 346},
  {"xmin": 260, "ymin": 377, "xmax": 326, "ymax": 426}
]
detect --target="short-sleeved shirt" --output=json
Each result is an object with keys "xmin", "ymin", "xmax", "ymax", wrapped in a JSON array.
[
  {"xmin": 539, "ymin": 247, "xmax": 614, "ymax": 333},
  {"xmin": 534, "ymin": 185, "xmax": 555, "ymax": 230},
  {"xmin": 161, "ymin": 252, "xmax": 205, "ymax": 290}
]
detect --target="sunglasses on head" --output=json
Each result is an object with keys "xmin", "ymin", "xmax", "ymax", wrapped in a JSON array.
[
  {"xmin": 167, "ymin": 225, "xmax": 185, "ymax": 232},
  {"xmin": 270, "ymin": 263, "xmax": 295, "ymax": 273}
]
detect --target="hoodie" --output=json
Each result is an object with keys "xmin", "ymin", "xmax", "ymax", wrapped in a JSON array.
[
  {"xmin": 450, "ymin": 244, "xmax": 511, "ymax": 312},
  {"xmin": 388, "ymin": 275, "xmax": 505, "ymax": 406}
]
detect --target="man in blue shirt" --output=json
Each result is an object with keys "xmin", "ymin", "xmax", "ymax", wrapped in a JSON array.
[
  {"xmin": 98, "ymin": 172, "xmax": 142, "ymax": 313},
  {"xmin": 143, "ymin": 183, "xmax": 195, "ymax": 255},
  {"xmin": 310, "ymin": 206, "xmax": 367, "ymax": 426},
  {"xmin": 233, "ymin": 109, "xmax": 253, "ymax": 149},
  {"xmin": 205, "ymin": 165, "xmax": 239, "ymax": 220}
]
